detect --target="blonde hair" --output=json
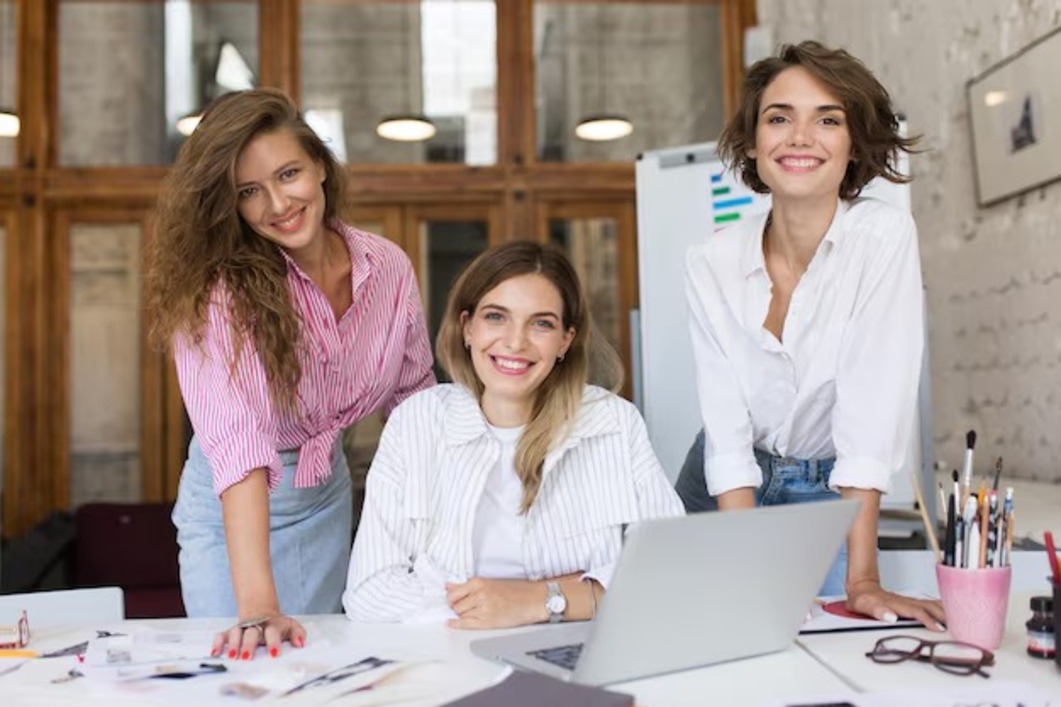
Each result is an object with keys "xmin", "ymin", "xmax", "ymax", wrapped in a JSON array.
[
  {"xmin": 146, "ymin": 88, "xmax": 346, "ymax": 412},
  {"xmin": 437, "ymin": 241, "xmax": 622, "ymax": 513}
]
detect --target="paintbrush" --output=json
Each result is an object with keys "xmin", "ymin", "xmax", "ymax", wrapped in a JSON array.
[{"xmin": 961, "ymin": 430, "xmax": 976, "ymax": 503}]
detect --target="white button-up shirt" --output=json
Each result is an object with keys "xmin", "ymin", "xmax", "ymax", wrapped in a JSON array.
[
  {"xmin": 686, "ymin": 197, "xmax": 923, "ymax": 497},
  {"xmin": 343, "ymin": 384, "xmax": 684, "ymax": 622}
]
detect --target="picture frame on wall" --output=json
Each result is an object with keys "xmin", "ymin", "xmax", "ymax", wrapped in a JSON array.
[{"xmin": 967, "ymin": 26, "xmax": 1061, "ymax": 207}]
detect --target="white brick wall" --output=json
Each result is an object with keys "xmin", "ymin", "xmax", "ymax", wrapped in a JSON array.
[{"xmin": 757, "ymin": 0, "xmax": 1061, "ymax": 483}]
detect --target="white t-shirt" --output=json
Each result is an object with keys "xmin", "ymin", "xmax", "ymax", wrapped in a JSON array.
[
  {"xmin": 471, "ymin": 424, "xmax": 529, "ymax": 579},
  {"xmin": 686, "ymin": 197, "xmax": 923, "ymax": 497}
]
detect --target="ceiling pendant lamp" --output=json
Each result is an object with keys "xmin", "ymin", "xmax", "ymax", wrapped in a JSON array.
[
  {"xmin": 575, "ymin": 7, "xmax": 633, "ymax": 143},
  {"xmin": 376, "ymin": 114, "xmax": 437, "ymax": 142},
  {"xmin": 376, "ymin": 5, "xmax": 435, "ymax": 143},
  {"xmin": 176, "ymin": 112, "xmax": 202, "ymax": 137},
  {"xmin": 0, "ymin": 108, "xmax": 18, "ymax": 138},
  {"xmin": 575, "ymin": 113, "xmax": 632, "ymax": 142},
  {"xmin": 177, "ymin": 41, "xmax": 256, "ymax": 137}
]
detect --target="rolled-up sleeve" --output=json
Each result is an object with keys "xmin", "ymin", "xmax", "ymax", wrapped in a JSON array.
[
  {"xmin": 686, "ymin": 249, "xmax": 763, "ymax": 496},
  {"xmin": 830, "ymin": 212, "xmax": 924, "ymax": 493},
  {"xmin": 173, "ymin": 292, "xmax": 282, "ymax": 497}
]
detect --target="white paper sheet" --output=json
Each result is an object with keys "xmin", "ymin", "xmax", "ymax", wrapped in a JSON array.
[{"xmin": 758, "ymin": 680, "xmax": 1052, "ymax": 707}]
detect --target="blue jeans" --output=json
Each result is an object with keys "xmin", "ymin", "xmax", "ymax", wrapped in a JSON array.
[
  {"xmin": 173, "ymin": 436, "xmax": 353, "ymax": 617},
  {"xmin": 674, "ymin": 429, "xmax": 847, "ymax": 596}
]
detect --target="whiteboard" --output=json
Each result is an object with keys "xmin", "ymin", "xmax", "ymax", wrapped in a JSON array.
[{"xmin": 634, "ymin": 141, "xmax": 927, "ymax": 514}]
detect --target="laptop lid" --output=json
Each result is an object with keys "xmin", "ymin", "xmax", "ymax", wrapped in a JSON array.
[{"xmin": 471, "ymin": 498, "xmax": 859, "ymax": 686}]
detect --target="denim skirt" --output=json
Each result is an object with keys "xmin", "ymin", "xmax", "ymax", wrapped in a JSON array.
[
  {"xmin": 172, "ymin": 436, "xmax": 353, "ymax": 617},
  {"xmin": 675, "ymin": 429, "xmax": 847, "ymax": 596}
]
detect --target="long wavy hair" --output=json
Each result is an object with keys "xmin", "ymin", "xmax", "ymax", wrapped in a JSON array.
[
  {"xmin": 437, "ymin": 241, "xmax": 622, "ymax": 513},
  {"xmin": 146, "ymin": 88, "xmax": 346, "ymax": 412},
  {"xmin": 719, "ymin": 40, "xmax": 919, "ymax": 199}
]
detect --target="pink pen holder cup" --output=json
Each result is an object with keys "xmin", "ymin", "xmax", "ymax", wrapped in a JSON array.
[{"xmin": 936, "ymin": 564, "xmax": 1012, "ymax": 651}]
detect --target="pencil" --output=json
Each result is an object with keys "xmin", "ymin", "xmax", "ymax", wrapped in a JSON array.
[
  {"xmin": 0, "ymin": 649, "xmax": 37, "ymax": 658},
  {"xmin": 986, "ymin": 490, "xmax": 999, "ymax": 568},
  {"xmin": 979, "ymin": 491, "xmax": 989, "ymax": 569},
  {"xmin": 944, "ymin": 492, "xmax": 956, "ymax": 567},
  {"xmin": 1045, "ymin": 531, "xmax": 1061, "ymax": 582},
  {"xmin": 1004, "ymin": 509, "xmax": 1014, "ymax": 567}
]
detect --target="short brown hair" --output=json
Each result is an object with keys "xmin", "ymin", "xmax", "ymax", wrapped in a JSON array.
[
  {"xmin": 436, "ymin": 241, "xmax": 621, "ymax": 512},
  {"xmin": 718, "ymin": 40, "xmax": 918, "ymax": 199}
]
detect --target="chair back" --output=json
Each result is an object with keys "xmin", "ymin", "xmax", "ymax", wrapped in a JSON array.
[
  {"xmin": 0, "ymin": 586, "xmax": 124, "ymax": 629},
  {"xmin": 72, "ymin": 502, "xmax": 184, "ymax": 618}
]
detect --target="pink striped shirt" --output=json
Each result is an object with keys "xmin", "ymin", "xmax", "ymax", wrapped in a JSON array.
[{"xmin": 174, "ymin": 220, "xmax": 436, "ymax": 497}]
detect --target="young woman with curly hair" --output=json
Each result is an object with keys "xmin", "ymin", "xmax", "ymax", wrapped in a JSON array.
[{"xmin": 147, "ymin": 88, "xmax": 434, "ymax": 659}]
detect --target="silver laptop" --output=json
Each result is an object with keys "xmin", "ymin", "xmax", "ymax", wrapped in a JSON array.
[{"xmin": 470, "ymin": 499, "xmax": 859, "ymax": 686}]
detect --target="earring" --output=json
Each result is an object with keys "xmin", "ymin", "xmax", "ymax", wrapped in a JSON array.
[{"xmin": 557, "ymin": 353, "xmax": 565, "ymax": 362}]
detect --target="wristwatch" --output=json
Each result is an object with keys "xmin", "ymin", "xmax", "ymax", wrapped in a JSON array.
[{"xmin": 545, "ymin": 581, "xmax": 567, "ymax": 623}]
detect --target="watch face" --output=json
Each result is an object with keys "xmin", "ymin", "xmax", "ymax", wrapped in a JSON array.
[{"xmin": 547, "ymin": 593, "xmax": 567, "ymax": 614}]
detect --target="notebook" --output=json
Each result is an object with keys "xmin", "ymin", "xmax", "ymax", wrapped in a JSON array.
[
  {"xmin": 441, "ymin": 670, "xmax": 633, "ymax": 707},
  {"xmin": 471, "ymin": 499, "xmax": 859, "ymax": 686}
]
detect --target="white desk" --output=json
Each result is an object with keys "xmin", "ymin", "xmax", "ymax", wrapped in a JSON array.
[
  {"xmin": 798, "ymin": 591, "xmax": 1061, "ymax": 699},
  {"xmin": 4, "ymin": 608, "xmax": 1057, "ymax": 707},
  {"xmin": 2, "ymin": 616, "xmax": 855, "ymax": 707}
]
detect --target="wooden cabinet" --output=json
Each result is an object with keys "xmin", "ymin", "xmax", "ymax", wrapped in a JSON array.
[{"xmin": 0, "ymin": 0, "xmax": 754, "ymax": 537}]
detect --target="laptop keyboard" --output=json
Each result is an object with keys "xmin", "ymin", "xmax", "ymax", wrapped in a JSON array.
[{"xmin": 528, "ymin": 643, "xmax": 584, "ymax": 670}]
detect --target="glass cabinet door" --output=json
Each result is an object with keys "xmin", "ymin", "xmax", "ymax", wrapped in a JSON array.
[
  {"xmin": 534, "ymin": 1, "xmax": 724, "ymax": 163},
  {"xmin": 407, "ymin": 206, "xmax": 497, "ymax": 378},
  {"xmin": 57, "ymin": 0, "xmax": 258, "ymax": 165},
  {"xmin": 539, "ymin": 202, "xmax": 636, "ymax": 399},
  {"xmin": 64, "ymin": 218, "xmax": 146, "ymax": 505},
  {"xmin": 0, "ymin": 0, "xmax": 15, "ymax": 167},
  {"xmin": 301, "ymin": 0, "xmax": 498, "ymax": 165}
]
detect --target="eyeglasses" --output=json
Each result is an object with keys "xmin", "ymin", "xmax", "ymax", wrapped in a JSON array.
[
  {"xmin": 865, "ymin": 635, "xmax": 994, "ymax": 678},
  {"xmin": 0, "ymin": 611, "xmax": 30, "ymax": 650}
]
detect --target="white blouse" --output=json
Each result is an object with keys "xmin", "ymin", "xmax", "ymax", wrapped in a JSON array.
[
  {"xmin": 686, "ymin": 197, "xmax": 923, "ymax": 497},
  {"xmin": 343, "ymin": 383, "xmax": 684, "ymax": 623},
  {"xmin": 472, "ymin": 424, "xmax": 528, "ymax": 579}
]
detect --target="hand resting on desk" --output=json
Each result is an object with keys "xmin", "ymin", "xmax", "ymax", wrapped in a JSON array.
[
  {"xmin": 846, "ymin": 580, "xmax": 946, "ymax": 632},
  {"xmin": 209, "ymin": 613, "xmax": 307, "ymax": 661}
]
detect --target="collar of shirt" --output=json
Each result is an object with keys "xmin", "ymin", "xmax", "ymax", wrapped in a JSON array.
[
  {"xmin": 440, "ymin": 384, "xmax": 622, "ymax": 459},
  {"xmin": 739, "ymin": 198, "xmax": 849, "ymax": 279},
  {"xmin": 276, "ymin": 218, "xmax": 374, "ymax": 302}
]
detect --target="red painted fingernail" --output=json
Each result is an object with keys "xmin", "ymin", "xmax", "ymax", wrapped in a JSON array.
[
  {"xmin": 228, "ymin": 649, "xmax": 237, "ymax": 659},
  {"xmin": 269, "ymin": 647, "xmax": 279, "ymax": 658},
  {"xmin": 241, "ymin": 651, "xmax": 250, "ymax": 660},
  {"xmin": 294, "ymin": 636, "xmax": 304, "ymax": 648}
]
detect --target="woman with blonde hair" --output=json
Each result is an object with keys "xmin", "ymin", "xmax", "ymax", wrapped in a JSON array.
[
  {"xmin": 343, "ymin": 241, "xmax": 683, "ymax": 628},
  {"xmin": 147, "ymin": 88, "xmax": 434, "ymax": 658}
]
